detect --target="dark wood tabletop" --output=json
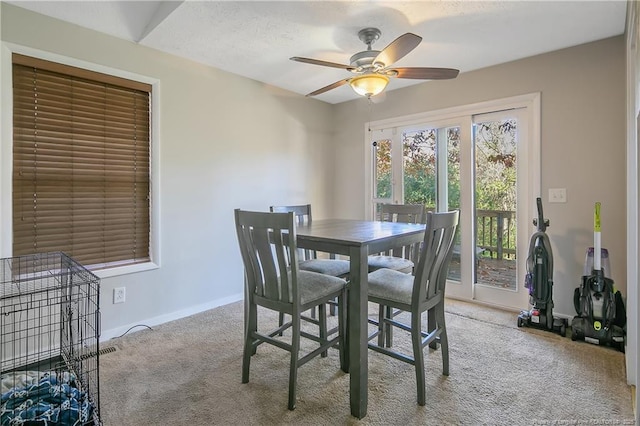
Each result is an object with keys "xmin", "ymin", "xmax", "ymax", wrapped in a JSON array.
[{"xmin": 296, "ymin": 218, "xmax": 425, "ymax": 254}]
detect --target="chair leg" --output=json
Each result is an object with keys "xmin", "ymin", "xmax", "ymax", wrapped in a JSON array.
[
  {"xmin": 385, "ymin": 305, "xmax": 394, "ymax": 347},
  {"xmin": 411, "ymin": 311, "xmax": 426, "ymax": 406},
  {"xmin": 278, "ymin": 312, "xmax": 285, "ymax": 336},
  {"xmin": 436, "ymin": 304, "xmax": 449, "ymax": 376},
  {"xmin": 338, "ymin": 292, "xmax": 348, "ymax": 373},
  {"xmin": 242, "ymin": 303, "xmax": 257, "ymax": 383},
  {"xmin": 343, "ymin": 294, "xmax": 350, "ymax": 372},
  {"xmin": 288, "ymin": 314, "xmax": 301, "ymax": 410},
  {"xmin": 319, "ymin": 303, "xmax": 328, "ymax": 357},
  {"xmin": 377, "ymin": 304, "xmax": 386, "ymax": 347}
]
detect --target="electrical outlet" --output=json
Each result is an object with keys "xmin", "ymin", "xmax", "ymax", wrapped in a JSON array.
[
  {"xmin": 113, "ymin": 287, "xmax": 126, "ymax": 304},
  {"xmin": 548, "ymin": 188, "xmax": 567, "ymax": 203}
]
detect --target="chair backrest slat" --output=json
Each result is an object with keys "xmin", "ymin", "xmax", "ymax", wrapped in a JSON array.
[
  {"xmin": 235, "ymin": 209, "xmax": 299, "ymax": 305},
  {"xmin": 379, "ymin": 204, "xmax": 425, "ymax": 260},
  {"xmin": 413, "ymin": 210, "xmax": 459, "ymax": 304},
  {"xmin": 270, "ymin": 204, "xmax": 315, "ymax": 260},
  {"xmin": 380, "ymin": 203, "xmax": 425, "ymax": 225},
  {"xmin": 271, "ymin": 204, "xmax": 311, "ymax": 225}
]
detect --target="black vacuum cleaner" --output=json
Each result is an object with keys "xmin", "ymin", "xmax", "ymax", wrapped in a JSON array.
[
  {"xmin": 517, "ymin": 197, "xmax": 568, "ymax": 336},
  {"xmin": 571, "ymin": 202, "xmax": 626, "ymax": 351}
]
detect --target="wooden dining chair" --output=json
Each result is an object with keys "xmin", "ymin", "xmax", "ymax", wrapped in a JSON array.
[
  {"xmin": 271, "ymin": 204, "xmax": 349, "ymax": 331},
  {"xmin": 270, "ymin": 204, "xmax": 351, "ymax": 277},
  {"xmin": 366, "ymin": 210, "xmax": 459, "ymax": 406},
  {"xmin": 367, "ymin": 204, "xmax": 425, "ymax": 346},
  {"xmin": 368, "ymin": 203, "xmax": 425, "ymax": 274},
  {"xmin": 235, "ymin": 209, "xmax": 347, "ymax": 410}
]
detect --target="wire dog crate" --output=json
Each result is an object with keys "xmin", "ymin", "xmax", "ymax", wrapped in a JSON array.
[{"xmin": 1, "ymin": 252, "xmax": 101, "ymax": 425}]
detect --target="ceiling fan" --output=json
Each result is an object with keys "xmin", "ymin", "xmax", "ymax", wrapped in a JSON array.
[{"xmin": 290, "ymin": 27, "xmax": 460, "ymax": 98}]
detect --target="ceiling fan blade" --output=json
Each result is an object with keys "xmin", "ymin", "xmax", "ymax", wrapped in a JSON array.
[
  {"xmin": 306, "ymin": 78, "xmax": 350, "ymax": 97},
  {"xmin": 373, "ymin": 33, "xmax": 422, "ymax": 67},
  {"xmin": 290, "ymin": 57, "xmax": 353, "ymax": 70},
  {"xmin": 391, "ymin": 67, "xmax": 460, "ymax": 80}
]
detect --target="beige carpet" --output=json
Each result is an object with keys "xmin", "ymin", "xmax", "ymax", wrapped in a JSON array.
[{"xmin": 98, "ymin": 299, "xmax": 634, "ymax": 425}]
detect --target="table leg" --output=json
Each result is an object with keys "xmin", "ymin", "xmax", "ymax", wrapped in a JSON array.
[{"xmin": 349, "ymin": 246, "xmax": 368, "ymax": 419}]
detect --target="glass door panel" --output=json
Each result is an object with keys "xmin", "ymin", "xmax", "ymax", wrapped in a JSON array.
[
  {"xmin": 402, "ymin": 129, "xmax": 437, "ymax": 209},
  {"xmin": 444, "ymin": 128, "xmax": 462, "ymax": 282},
  {"xmin": 374, "ymin": 138, "xmax": 392, "ymax": 201},
  {"xmin": 472, "ymin": 108, "xmax": 531, "ymax": 309},
  {"xmin": 373, "ymin": 138, "xmax": 392, "ymax": 219},
  {"xmin": 474, "ymin": 117, "xmax": 518, "ymax": 290},
  {"xmin": 401, "ymin": 127, "xmax": 462, "ymax": 282},
  {"xmin": 371, "ymin": 129, "xmax": 395, "ymax": 219}
]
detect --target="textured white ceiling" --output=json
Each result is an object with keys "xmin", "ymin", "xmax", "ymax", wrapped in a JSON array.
[{"xmin": 7, "ymin": 1, "xmax": 628, "ymax": 104}]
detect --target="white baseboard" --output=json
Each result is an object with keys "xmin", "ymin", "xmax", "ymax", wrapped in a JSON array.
[{"xmin": 100, "ymin": 292, "xmax": 243, "ymax": 342}]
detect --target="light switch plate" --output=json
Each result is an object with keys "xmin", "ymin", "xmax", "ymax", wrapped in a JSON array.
[{"xmin": 548, "ymin": 188, "xmax": 567, "ymax": 203}]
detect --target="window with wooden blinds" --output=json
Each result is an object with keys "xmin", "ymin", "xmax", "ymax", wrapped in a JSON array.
[{"xmin": 12, "ymin": 53, "xmax": 152, "ymax": 270}]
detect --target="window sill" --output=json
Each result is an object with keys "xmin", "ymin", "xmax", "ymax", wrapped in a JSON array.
[{"xmin": 93, "ymin": 261, "xmax": 159, "ymax": 279}]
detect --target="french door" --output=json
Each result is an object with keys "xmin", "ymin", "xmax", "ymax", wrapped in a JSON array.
[
  {"xmin": 471, "ymin": 108, "xmax": 531, "ymax": 308},
  {"xmin": 366, "ymin": 95, "xmax": 540, "ymax": 310}
]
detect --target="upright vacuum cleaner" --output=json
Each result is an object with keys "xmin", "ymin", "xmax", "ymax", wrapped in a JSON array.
[
  {"xmin": 571, "ymin": 202, "xmax": 626, "ymax": 351},
  {"xmin": 517, "ymin": 197, "xmax": 568, "ymax": 336}
]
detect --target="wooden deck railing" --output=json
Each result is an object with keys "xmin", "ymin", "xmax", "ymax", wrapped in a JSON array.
[
  {"xmin": 476, "ymin": 209, "xmax": 516, "ymax": 260},
  {"xmin": 382, "ymin": 205, "xmax": 517, "ymax": 260}
]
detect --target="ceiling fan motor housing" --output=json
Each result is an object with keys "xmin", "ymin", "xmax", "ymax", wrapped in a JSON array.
[
  {"xmin": 350, "ymin": 50, "xmax": 381, "ymax": 69},
  {"xmin": 351, "ymin": 28, "xmax": 384, "ymax": 70}
]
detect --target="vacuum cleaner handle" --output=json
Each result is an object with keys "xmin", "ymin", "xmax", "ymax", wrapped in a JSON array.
[
  {"xmin": 534, "ymin": 197, "xmax": 548, "ymax": 232},
  {"xmin": 594, "ymin": 202, "xmax": 601, "ymax": 272}
]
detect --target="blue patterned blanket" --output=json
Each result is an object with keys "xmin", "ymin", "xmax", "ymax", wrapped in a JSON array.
[{"xmin": 1, "ymin": 372, "xmax": 93, "ymax": 426}]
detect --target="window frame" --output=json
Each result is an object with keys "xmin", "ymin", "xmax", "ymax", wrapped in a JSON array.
[{"xmin": 1, "ymin": 43, "xmax": 161, "ymax": 278}]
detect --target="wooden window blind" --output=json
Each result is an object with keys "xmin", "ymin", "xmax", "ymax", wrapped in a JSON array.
[{"xmin": 12, "ymin": 53, "xmax": 152, "ymax": 269}]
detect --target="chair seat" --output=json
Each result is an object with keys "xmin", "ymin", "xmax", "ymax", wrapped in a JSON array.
[
  {"xmin": 300, "ymin": 258, "xmax": 351, "ymax": 277},
  {"xmin": 296, "ymin": 270, "xmax": 347, "ymax": 305},
  {"xmin": 368, "ymin": 267, "xmax": 414, "ymax": 305},
  {"xmin": 367, "ymin": 255, "xmax": 414, "ymax": 273}
]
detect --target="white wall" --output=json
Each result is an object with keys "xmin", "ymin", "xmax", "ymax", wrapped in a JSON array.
[
  {"xmin": 0, "ymin": 4, "xmax": 335, "ymax": 338},
  {"xmin": 331, "ymin": 36, "xmax": 627, "ymax": 321}
]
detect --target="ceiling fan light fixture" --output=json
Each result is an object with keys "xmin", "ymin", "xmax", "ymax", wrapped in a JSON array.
[{"xmin": 350, "ymin": 74, "xmax": 389, "ymax": 97}]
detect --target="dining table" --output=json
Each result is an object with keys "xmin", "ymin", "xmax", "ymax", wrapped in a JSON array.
[{"xmin": 295, "ymin": 218, "xmax": 426, "ymax": 419}]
